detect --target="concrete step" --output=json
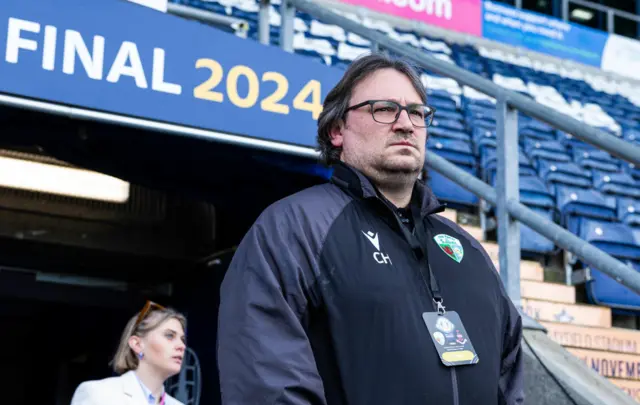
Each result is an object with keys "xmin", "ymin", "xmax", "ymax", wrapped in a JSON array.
[
  {"xmin": 541, "ymin": 322, "xmax": 640, "ymax": 355},
  {"xmin": 521, "ymin": 280, "xmax": 575, "ymax": 304},
  {"xmin": 522, "ymin": 298, "xmax": 612, "ymax": 328},
  {"xmin": 439, "ymin": 209, "xmax": 458, "ymax": 224},
  {"xmin": 439, "ymin": 209, "xmax": 484, "ymax": 241},
  {"xmin": 458, "ymin": 222, "xmax": 483, "ymax": 241},
  {"xmin": 567, "ymin": 348, "xmax": 640, "ymax": 382},
  {"xmin": 482, "ymin": 242, "xmax": 544, "ymax": 281},
  {"xmin": 608, "ymin": 378, "xmax": 640, "ymax": 403}
]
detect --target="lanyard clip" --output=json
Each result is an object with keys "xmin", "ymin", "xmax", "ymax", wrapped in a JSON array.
[{"xmin": 434, "ymin": 298, "xmax": 446, "ymax": 315}]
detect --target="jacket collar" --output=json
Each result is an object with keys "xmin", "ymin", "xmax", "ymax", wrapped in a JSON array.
[
  {"xmin": 121, "ymin": 370, "xmax": 177, "ymax": 405},
  {"xmin": 329, "ymin": 161, "xmax": 445, "ymax": 218},
  {"xmin": 122, "ymin": 370, "xmax": 147, "ymax": 404}
]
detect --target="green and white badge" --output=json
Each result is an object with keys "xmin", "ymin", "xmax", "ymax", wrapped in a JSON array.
[{"xmin": 434, "ymin": 234, "xmax": 464, "ymax": 263}]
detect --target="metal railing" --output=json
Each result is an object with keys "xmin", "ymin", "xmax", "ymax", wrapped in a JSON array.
[
  {"xmin": 168, "ymin": 3, "xmax": 250, "ymax": 34},
  {"xmin": 561, "ymin": 0, "xmax": 640, "ymax": 35},
  {"xmin": 263, "ymin": 0, "xmax": 640, "ymax": 308}
]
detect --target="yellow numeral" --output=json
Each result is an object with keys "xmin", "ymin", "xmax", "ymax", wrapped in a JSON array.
[
  {"xmin": 260, "ymin": 71, "xmax": 290, "ymax": 114},
  {"xmin": 227, "ymin": 65, "xmax": 259, "ymax": 108},
  {"xmin": 293, "ymin": 79, "xmax": 323, "ymax": 120},
  {"xmin": 193, "ymin": 58, "xmax": 224, "ymax": 102}
]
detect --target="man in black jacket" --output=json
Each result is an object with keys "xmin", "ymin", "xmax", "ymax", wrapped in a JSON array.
[{"xmin": 217, "ymin": 54, "xmax": 524, "ymax": 405}]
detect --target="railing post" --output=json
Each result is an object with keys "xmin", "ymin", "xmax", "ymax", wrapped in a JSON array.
[
  {"xmin": 496, "ymin": 100, "xmax": 521, "ymax": 308},
  {"xmin": 562, "ymin": 0, "xmax": 569, "ymax": 21},
  {"xmin": 607, "ymin": 9, "xmax": 615, "ymax": 33},
  {"xmin": 258, "ymin": 0, "xmax": 271, "ymax": 45},
  {"xmin": 280, "ymin": 0, "xmax": 295, "ymax": 52}
]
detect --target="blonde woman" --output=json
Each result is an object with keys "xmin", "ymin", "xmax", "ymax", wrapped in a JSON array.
[{"xmin": 70, "ymin": 301, "xmax": 187, "ymax": 405}]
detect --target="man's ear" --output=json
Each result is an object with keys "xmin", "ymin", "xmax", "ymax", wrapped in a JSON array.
[{"xmin": 329, "ymin": 120, "xmax": 345, "ymax": 148}]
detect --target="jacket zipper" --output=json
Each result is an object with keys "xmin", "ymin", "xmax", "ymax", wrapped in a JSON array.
[
  {"xmin": 451, "ymin": 368, "xmax": 460, "ymax": 405},
  {"xmin": 374, "ymin": 199, "xmax": 460, "ymax": 405}
]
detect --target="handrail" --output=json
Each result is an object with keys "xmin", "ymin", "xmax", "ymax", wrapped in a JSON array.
[
  {"xmin": 167, "ymin": 3, "xmax": 249, "ymax": 31},
  {"xmin": 286, "ymin": 0, "xmax": 640, "ymax": 167},
  {"xmin": 278, "ymin": 0, "xmax": 640, "ymax": 300},
  {"xmin": 427, "ymin": 151, "xmax": 640, "ymax": 295}
]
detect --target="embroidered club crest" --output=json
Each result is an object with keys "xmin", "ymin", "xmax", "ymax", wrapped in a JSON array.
[{"xmin": 433, "ymin": 234, "xmax": 464, "ymax": 263}]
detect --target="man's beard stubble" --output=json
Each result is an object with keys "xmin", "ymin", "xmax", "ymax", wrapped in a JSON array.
[{"xmin": 368, "ymin": 155, "xmax": 423, "ymax": 192}]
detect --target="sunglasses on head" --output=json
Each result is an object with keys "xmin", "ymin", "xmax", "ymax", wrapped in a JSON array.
[{"xmin": 134, "ymin": 300, "xmax": 166, "ymax": 328}]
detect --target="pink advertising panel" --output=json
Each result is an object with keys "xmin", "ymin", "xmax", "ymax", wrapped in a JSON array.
[{"xmin": 338, "ymin": 0, "xmax": 483, "ymax": 37}]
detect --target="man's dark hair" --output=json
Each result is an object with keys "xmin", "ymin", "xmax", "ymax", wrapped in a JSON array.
[{"xmin": 316, "ymin": 53, "xmax": 428, "ymax": 166}]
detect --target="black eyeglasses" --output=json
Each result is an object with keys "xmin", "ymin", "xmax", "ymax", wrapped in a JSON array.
[{"xmin": 344, "ymin": 100, "xmax": 436, "ymax": 128}]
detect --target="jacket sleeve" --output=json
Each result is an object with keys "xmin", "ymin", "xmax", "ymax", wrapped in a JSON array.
[
  {"xmin": 217, "ymin": 209, "xmax": 327, "ymax": 405},
  {"xmin": 499, "ymin": 296, "xmax": 525, "ymax": 405}
]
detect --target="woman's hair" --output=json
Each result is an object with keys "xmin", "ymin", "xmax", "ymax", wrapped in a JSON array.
[{"xmin": 111, "ymin": 304, "xmax": 187, "ymax": 375}]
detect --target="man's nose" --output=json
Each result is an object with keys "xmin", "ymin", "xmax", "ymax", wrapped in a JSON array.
[{"xmin": 393, "ymin": 109, "xmax": 414, "ymax": 132}]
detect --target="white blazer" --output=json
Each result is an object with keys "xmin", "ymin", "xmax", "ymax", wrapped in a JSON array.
[{"xmin": 70, "ymin": 370, "xmax": 184, "ymax": 405}]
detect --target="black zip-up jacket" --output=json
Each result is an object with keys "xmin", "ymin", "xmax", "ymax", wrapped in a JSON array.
[{"xmin": 217, "ymin": 162, "xmax": 524, "ymax": 405}]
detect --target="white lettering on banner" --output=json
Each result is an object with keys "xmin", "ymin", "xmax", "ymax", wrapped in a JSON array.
[
  {"xmin": 63, "ymin": 30, "xmax": 105, "ymax": 80},
  {"xmin": 106, "ymin": 41, "xmax": 148, "ymax": 88},
  {"xmin": 378, "ymin": 0, "xmax": 452, "ymax": 20},
  {"xmin": 152, "ymin": 48, "xmax": 182, "ymax": 95},
  {"xmin": 5, "ymin": 17, "xmax": 39, "ymax": 63},
  {"xmin": 42, "ymin": 25, "xmax": 56, "ymax": 71},
  {"xmin": 4, "ymin": 17, "xmax": 182, "ymax": 95}
]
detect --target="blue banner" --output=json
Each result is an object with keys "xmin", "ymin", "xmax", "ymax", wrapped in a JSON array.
[
  {"xmin": 482, "ymin": 1, "xmax": 608, "ymax": 68},
  {"xmin": 0, "ymin": 0, "xmax": 344, "ymax": 148}
]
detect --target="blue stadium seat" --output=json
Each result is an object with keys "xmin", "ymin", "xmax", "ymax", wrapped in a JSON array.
[
  {"xmin": 523, "ymin": 139, "xmax": 570, "ymax": 163},
  {"xmin": 576, "ymin": 220, "xmax": 640, "ymax": 312},
  {"xmin": 625, "ymin": 129, "xmax": 640, "ymax": 144},
  {"xmin": 431, "ymin": 117, "xmax": 466, "ymax": 132},
  {"xmin": 428, "ymin": 168, "xmax": 479, "ymax": 207},
  {"xmin": 556, "ymin": 186, "xmax": 617, "ymax": 233},
  {"xmin": 519, "ymin": 119, "xmax": 556, "ymax": 142},
  {"xmin": 557, "ymin": 131, "xmax": 599, "ymax": 151},
  {"xmin": 586, "ymin": 261, "xmax": 640, "ymax": 312},
  {"xmin": 518, "ymin": 175, "xmax": 556, "ymax": 210},
  {"xmin": 464, "ymin": 104, "xmax": 496, "ymax": 122},
  {"xmin": 429, "ymin": 126, "xmax": 470, "ymax": 143},
  {"xmin": 593, "ymin": 170, "xmax": 640, "ymax": 199},
  {"xmin": 472, "ymin": 127, "xmax": 495, "ymax": 156},
  {"xmin": 429, "ymin": 95, "xmax": 458, "ymax": 112},
  {"xmin": 573, "ymin": 148, "xmax": 620, "ymax": 172},
  {"xmin": 427, "ymin": 137, "xmax": 474, "ymax": 167},
  {"xmin": 427, "ymin": 137, "xmax": 478, "ymax": 206},
  {"xmin": 490, "ymin": 175, "xmax": 556, "ymax": 254},
  {"xmin": 617, "ymin": 198, "xmax": 640, "ymax": 227},
  {"xmin": 480, "ymin": 148, "xmax": 536, "ymax": 184},
  {"xmin": 519, "ymin": 176, "xmax": 556, "ymax": 254},
  {"xmin": 433, "ymin": 110, "xmax": 464, "ymax": 122},
  {"xmin": 536, "ymin": 159, "xmax": 592, "ymax": 194},
  {"xmin": 623, "ymin": 161, "xmax": 640, "ymax": 182},
  {"xmin": 575, "ymin": 218, "xmax": 640, "ymax": 261}
]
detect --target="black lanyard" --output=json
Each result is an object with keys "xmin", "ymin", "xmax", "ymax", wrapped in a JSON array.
[{"xmin": 390, "ymin": 200, "xmax": 446, "ymax": 315}]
